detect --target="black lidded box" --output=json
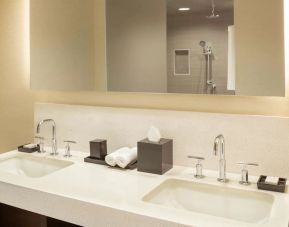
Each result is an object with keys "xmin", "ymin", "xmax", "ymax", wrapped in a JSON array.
[
  {"xmin": 89, "ymin": 139, "xmax": 107, "ymax": 160},
  {"xmin": 137, "ymin": 138, "xmax": 173, "ymax": 175}
]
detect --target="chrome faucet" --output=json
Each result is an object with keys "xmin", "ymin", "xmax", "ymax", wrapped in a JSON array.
[
  {"xmin": 36, "ymin": 119, "xmax": 58, "ymax": 156},
  {"xmin": 213, "ymin": 134, "xmax": 228, "ymax": 183}
]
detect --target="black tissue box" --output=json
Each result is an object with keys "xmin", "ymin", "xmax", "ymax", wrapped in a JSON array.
[
  {"xmin": 89, "ymin": 139, "xmax": 107, "ymax": 160},
  {"xmin": 137, "ymin": 138, "xmax": 173, "ymax": 175}
]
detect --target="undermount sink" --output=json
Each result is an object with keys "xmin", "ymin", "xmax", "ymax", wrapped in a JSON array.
[
  {"xmin": 142, "ymin": 179, "xmax": 274, "ymax": 224},
  {"xmin": 0, "ymin": 154, "xmax": 73, "ymax": 178}
]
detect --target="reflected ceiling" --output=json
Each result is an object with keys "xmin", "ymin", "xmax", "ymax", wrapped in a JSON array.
[{"xmin": 167, "ymin": 0, "xmax": 234, "ymax": 16}]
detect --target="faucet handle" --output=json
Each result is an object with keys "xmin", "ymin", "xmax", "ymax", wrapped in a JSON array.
[
  {"xmin": 187, "ymin": 156, "xmax": 205, "ymax": 179},
  {"xmin": 64, "ymin": 140, "xmax": 77, "ymax": 144},
  {"xmin": 237, "ymin": 162, "xmax": 259, "ymax": 167},
  {"xmin": 35, "ymin": 136, "xmax": 45, "ymax": 153},
  {"xmin": 188, "ymin": 155, "xmax": 205, "ymax": 161},
  {"xmin": 237, "ymin": 162, "xmax": 259, "ymax": 185},
  {"xmin": 63, "ymin": 140, "xmax": 76, "ymax": 158}
]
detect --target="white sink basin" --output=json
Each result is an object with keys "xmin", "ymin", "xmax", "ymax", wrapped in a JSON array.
[
  {"xmin": 0, "ymin": 154, "xmax": 73, "ymax": 178},
  {"xmin": 142, "ymin": 179, "xmax": 274, "ymax": 224}
]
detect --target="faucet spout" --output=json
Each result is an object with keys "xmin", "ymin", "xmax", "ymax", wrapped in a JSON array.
[
  {"xmin": 36, "ymin": 119, "xmax": 58, "ymax": 156},
  {"xmin": 213, "ymin": 134, "xmax": 228, "ymax": 183}
]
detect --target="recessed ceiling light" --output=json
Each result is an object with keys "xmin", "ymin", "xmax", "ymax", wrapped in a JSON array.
[{"xmin": 178, "ymin": 7, "xmax": 190, "ymax": 11}]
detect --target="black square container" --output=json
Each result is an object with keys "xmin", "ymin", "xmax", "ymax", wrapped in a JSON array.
[
  {"xmin": 89, "ymin": 139, "xmax": 107, "ymax": 160},
  {"xmin": 137, "ymin": 138, "xmax": 173, "ymax": 175}
]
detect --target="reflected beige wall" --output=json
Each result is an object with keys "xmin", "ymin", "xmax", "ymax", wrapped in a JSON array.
[
  {"xmin": 94, "ymin": 0, "xmax": 107, "ymax": 91},
  {"xmin": 0, "ymin": 0, "xmax": 289, "ymax": 155},
  {"xmin": 30, "ymin": 0, "xmax": 97, "ymax": 91},
  {"xmin": 235, "ymin": 0, "xmax": 285, "ymax": 96},
  {"xmin": 106, "ymin": 0, "xmax": 167, "ymax": 93}
]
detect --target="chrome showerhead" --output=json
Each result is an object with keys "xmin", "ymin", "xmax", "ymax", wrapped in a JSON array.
[
  {"xmin": 199, "ymin": 41, "xmax": 206, "ymax": 47},
  {"xmin": 199, "ymin": 41, "xmax": 213, "ymax": 55}
]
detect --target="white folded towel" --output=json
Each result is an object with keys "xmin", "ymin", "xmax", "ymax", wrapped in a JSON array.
[
  {"xmin": 105, "ymin": 147, "xmax": 130, "ymax": 167},
  {"xmin": 23, "ymin": 144, "xmax": 38, "ymax": 149},
  {"xmin": 265, "ymin": 176, "xmax": 279, "ymax": 185},
  {"xmin": 116, "ymin": 147, "xmax": 138, "ymax": 169}
]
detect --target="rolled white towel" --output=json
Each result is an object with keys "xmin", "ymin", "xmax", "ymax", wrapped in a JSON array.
[
  {"xmin": 116, "ymin": 147, "xmax": 138, "ymax": 169},
  {"xmin": 23, "ymin": 144, "xmax": 38, "ymax": 149},
  {"xmin": 105, "ymin": 147, "xmax": 130, "ymax": 167}
]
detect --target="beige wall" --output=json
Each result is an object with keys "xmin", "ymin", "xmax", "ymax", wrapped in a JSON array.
[
  {"xmin": 0, "ymin": 0, "xmax": 34, "ymax": 152},
  {"xmin": 30, "ymin": 0, "xmax": 97, "ymax": 91},
  {"xmin": 235, "ymin": 0, "xmax": 285, "ymax": 96},
  {"xmin": 106, "ymin": 0, "xmax": 167, "ymax": 93},
  {"xmin": 0, "ymin": 0, "xmax": 289, "ymax": 154}
]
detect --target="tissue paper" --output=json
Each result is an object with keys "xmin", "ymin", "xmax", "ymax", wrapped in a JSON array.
[{"xmin": 147, "ymin": 126, "xmax": 161, "ymax": 143}]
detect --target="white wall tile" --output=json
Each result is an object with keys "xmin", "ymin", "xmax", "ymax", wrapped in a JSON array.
[{"xmin": 35, "ymin": 103, "xmax": 289, "ymax": 178}]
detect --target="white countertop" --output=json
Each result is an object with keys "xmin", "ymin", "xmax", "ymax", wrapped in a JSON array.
[{"xmin": 0, "ymin": 150, "xmax": 288, "ymax": 227}]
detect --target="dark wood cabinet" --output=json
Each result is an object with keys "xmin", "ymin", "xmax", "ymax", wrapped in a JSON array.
[{"xmin": 0, "ymin": 203, "xmax": 81, "ymax": 227}]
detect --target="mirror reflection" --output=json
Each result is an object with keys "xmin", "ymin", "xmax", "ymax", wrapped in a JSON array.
[
  {"xmin": 30, "ymin": 0, "xmax": 286, "ymax": 97},
  {"xmin": 107, "ymin": 0, "xmax": 234, "ymax": 94}
]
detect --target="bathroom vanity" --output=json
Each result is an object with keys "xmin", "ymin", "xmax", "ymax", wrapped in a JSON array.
[
  {"xmin": 0, "ymin": 203, "xmax": 80, "ymax": 227},
  {"xmin": 0, "ymin": 150, "xmax": 287, "ymax": 227},
  {"xmin": 0, "ymin": 0, "xmax": 288, "ymax": 226}
]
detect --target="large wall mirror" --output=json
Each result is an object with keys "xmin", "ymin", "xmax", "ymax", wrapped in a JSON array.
[{"xmin": 30, "ymin": 0, "xmax": 286, "ymax": 96}]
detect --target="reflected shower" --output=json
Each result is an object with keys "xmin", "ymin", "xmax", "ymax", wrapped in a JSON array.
[
  {"xmin": 206, "ymin": 0, "xmax": 220, "ymax": 19},
  {"xmin": 199, "ymin": 41, "xmax": 212, "ymax": 55},
  {"xmin": 199, "ymin": 41, "xmax": 216, "ymax": 94}
]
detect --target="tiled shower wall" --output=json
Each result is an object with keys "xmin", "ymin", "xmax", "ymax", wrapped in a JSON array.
[
  {"xmin": 35, "ymin": 103, "xmax": 289, "ymax": 178},
  {"xmin": 167, "ymin": 11, "xmax": 234, "ymax": 95}
]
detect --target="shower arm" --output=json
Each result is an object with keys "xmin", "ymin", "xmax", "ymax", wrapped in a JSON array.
[{"xmin": 211, "ymin": 0, "xmax": 216, "ymax": 15}]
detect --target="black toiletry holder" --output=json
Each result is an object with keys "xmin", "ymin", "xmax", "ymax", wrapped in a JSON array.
[
  {"xmin": 257, "ymin": 175, "xmax": 287, "ymax": 193},
  {"xmin": 18, "ymin": 144, "xmax": 40, "ymax": 153},
  {"xmin": 84, "ymin": 156, "xmax": 137, "ymax": 170},
  {"xmin": 84, "ymin": 139, "xmax": 137, "ymax": 170}
]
